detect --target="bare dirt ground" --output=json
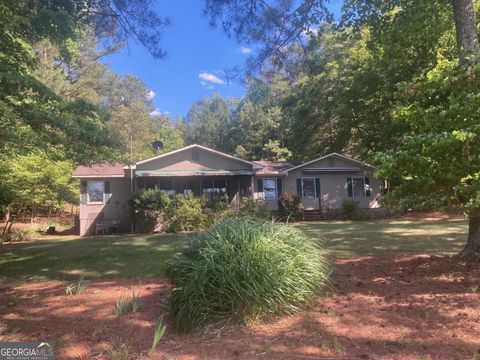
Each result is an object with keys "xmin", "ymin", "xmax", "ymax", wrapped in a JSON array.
[{"xmin": 1, "ymin": 254, "xmax": 479, "ymax": 360}]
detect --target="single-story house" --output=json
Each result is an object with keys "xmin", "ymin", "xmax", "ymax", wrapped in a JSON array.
[{"xmin": 73, "ymin": 144, "xmax": 382, "ymax": 236}]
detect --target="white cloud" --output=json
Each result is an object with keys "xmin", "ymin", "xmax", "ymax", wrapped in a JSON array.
[
  {"xmin": 198, "ymin": 72, "xmax": 226, "ymax": 85},
  {"xmin": 237, "ymin": 46, "xmax": 252, "ymax": 54},
  {"xmin": 150, "ymin": 109, "xmax": 162, "ymax": 117},
  {"xmin": 147, "ymin": 90, "xmax": 156, "ymax": 100},
  {"xmin": 150, "ymin": 108, "xmax": 172, "ymax": 117},
  {"xmin": 200, "ymin": 80, "xmax": 214, "ymax": 89}
]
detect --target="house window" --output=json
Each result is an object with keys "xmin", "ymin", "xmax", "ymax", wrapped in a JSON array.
[
  {"xmin": 302, "ymin": 178, "xmax": 316, "ymax": 198},
  {"xmin": 87, "ymin": 180, "xmax": 104, "ymax": 204},
  {"xmin": 263, "ymin": 179, "xmax": 277, "ymax": 199},
  {"xmin": 352, "ymin": 177, "xmax": 366, "ymax": 197},
  {"xmin": 202, "ymin": 179, "xmax": 227, "ymax": 194},
  {"xmin": 159, "ymin": 178, "xmax": 175, "ymax": 196}
]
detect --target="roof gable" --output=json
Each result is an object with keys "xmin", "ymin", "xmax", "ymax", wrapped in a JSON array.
[
  {"xmin": 285, "ymin": 153, "xmax": 374, "ymax": 173},
  {"xmin": 136, "ymin": 144, "xmax": 260, "ymax": 168},
  {"xmin": 134, "ymin": 144, "xmax": 262, "ymax": 175},
  {"xmin": 253, "ymin": 160, "xmax": 297, "ymax": 175}
]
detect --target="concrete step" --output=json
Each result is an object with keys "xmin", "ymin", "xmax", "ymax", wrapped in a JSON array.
[{"xmin": 302, "ymin": 210, "xmax": 325, "ymax": 221}]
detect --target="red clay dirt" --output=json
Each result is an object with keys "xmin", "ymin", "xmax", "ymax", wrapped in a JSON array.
[{"xmin": 1, "ymin": 254, "xmax": 479, "ymax": 359}]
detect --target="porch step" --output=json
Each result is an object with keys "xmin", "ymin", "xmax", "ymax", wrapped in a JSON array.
[{"xmin": 302, "ymin": 209, "xmax": 325, "ymax": 221}]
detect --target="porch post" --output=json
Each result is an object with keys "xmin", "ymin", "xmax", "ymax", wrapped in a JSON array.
[
  {"xmin": 250, "ymin": 176, "xmax": 255, "ymax": 199},
  {"xmin": 237, "ymin": 175, "xmax": 241, "ymax": 209}
]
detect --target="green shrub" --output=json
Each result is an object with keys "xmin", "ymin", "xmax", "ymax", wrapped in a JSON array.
[
  {"xmin": 167, "ymin": 217, "xmax": 329, "ymax": 332},
  {"xmin": 340, "ymin": 199, "xmax": 359, "ymax": 220},
  {"xmin": 168, "ymin": 194, "xmax": 206, "ymax": 232},
  {"xmin": 1, "ymin": 228, "xmax": 32, "ymax": 243},
  {"xmin": 202, "ymin": 193, "xmax": 230, "ymax": 212},
  {"xmin": 239, "ymin": 198, "xmax": 269, "ymax": 219},
  {"xmin": 204, "ymin": 207, "xmax": 237, "ymax": 228},
  {"xmin": 130, "ymin": 189, "xmax": 171, "ymax": 233},
  {"xmin": 278, "ymin": 193, "xmax": 302, "ymax": 221}
]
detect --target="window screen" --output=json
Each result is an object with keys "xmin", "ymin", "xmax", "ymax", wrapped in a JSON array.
[
  {"xmin": 302, "ymin": 178, "xmax": 316, "ymax": 198},
  {"xmin": 87, "ymin": 181, "xmax": 104, "ymax": 204},
  {"xmin": 263, "ymin": 179, "xmax": 277, "ymax": 199},
  {"xmin": 353, "ymin": 177, "xmax": 366, "ymax": 197}
]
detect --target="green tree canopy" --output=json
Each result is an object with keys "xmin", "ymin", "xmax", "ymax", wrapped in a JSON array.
[{"xmin": 185, "ymin": 94, "xmax": 236, "ymax": 152}]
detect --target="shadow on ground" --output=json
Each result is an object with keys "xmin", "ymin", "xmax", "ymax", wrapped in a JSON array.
[
  {"xmin": 0, "ymin": 233, "xmax": 190, "ymax": 281},
  {"xmin": 1, "ymin": 254, "xmax": 479, "ymax": 359},
  {"xmin": 297, "ymin": 218, "xmax": 468, "ymax": 258}
]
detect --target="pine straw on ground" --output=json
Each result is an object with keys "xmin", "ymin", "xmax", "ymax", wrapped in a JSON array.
[{"xmin": 0, "ymin": 254, "xmax": 479, "ymax": 360}]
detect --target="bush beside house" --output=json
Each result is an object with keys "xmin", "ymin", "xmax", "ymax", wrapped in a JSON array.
[
  {"xmin": 130, "ymin": 189, "xmax": 172, "ymax": 233},
  {"xmin": 238, "ymin": 198, "xmax": 269, "ymax": 219},
  {"xmin": 168, "ymin": 194, "xmax": 206, "ymax": 232},
  {"xmin": 130, "ymin": 190, "xmax": 273, "ymax": 233},
  {"xmin": 278, "ymin": 193, "xmax": 302, "ymax": 221},
  {"xmin": 340, "ymin": 199, "xmax": 360, "ymax": 220}
]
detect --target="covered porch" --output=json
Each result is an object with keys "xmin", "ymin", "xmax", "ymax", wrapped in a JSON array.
[{"xmin": 135, "ymin": 173, "xmax": 253, "ymax": 208}]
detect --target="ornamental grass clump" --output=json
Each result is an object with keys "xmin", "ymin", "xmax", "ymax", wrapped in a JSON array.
[{"xmin": 167, "ymin": 217, "xmax": 329, "ymax": 332}]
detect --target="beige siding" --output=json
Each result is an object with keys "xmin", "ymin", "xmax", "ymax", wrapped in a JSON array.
[
  {"xmin": 252, "ymin": 176, "xmax": 285, "ymax": 211},
  {"xmin": 301, "ymin": 156, "xmax": 355, "ymax": 168},
  {"xmin": 253, "ymin": 155, "xmax": 381, "ymax": 211},
  {"xmin": 136, "ymin": 148, "xmax": 251, "ymax": 171},
  {"xmin": 79, "ymin": 178, "xmax": 131, "ymax": 236},
  {"xmin": 283, "ymin": 171, "xmax": 380, "ymax": 210}
]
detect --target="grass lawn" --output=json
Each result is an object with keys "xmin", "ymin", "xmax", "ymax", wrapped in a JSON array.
[
  {"xmin": 0, "ymin": 218, "xmax": 468, "ymax": 281},
  {"xmin": 0, "ymin": 233, "xmax": 191, "ymax": 281},
  {"xmin": 296, "ymin": 218, "xmax": 468, "ymax": 258}
]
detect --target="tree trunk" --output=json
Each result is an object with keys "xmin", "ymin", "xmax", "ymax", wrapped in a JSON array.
[
  {"xmin": 1, "ymin": 208, "xmax": 10, "ymax": 238},
  {"xmin": 459, "ymin": 208, "xmax": 480, "ymax": 260},
  {"xmin": 451, "ymin": 0, "xmax": 479, "ymax": 66}
]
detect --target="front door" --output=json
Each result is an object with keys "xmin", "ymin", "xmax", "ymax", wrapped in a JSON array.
[{"xmin": 300, "ymin": 177, "xmax": 320, "ymax": 210}]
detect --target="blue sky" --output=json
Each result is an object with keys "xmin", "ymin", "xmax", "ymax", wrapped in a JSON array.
[{"xmin": 104, "ymin": 0, "xmax": 343, "ymax": 118}]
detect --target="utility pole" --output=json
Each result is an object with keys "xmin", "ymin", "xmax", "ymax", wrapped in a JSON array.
[
  {"xmin": 129, "ymin": 131, "xmax": 134, "ymax": 192},
  {"xmin": 129, "ymin": 131, "xmax": 134, "ymax": 232}
]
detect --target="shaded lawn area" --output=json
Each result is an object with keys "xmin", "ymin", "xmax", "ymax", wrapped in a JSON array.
[
  {"xmin": 296, "ymin": 218, "xmax": 468, "ymax": 259},
  {"xmin": 0, "ymin": 233, "xmax": 192, "ymax": 281},
  {"xmin": 0, "ymin": 218, "xmax": 468, "ymax": 282}
]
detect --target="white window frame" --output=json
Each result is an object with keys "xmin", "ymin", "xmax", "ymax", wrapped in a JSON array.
[
  {"xmin": 262, "ymin": 178, "xmax": 278, "ymax": 199},
  {"xmin": 301, "ymin": 177, "xmax": 317, "ymax": 199},
  {"xmin": 87, "ymin": 180, "xmax": 105, "ymax": 204},
  {"xmin": 351, "ymin": 176, "xmax": 367, "ymax": 198}
]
